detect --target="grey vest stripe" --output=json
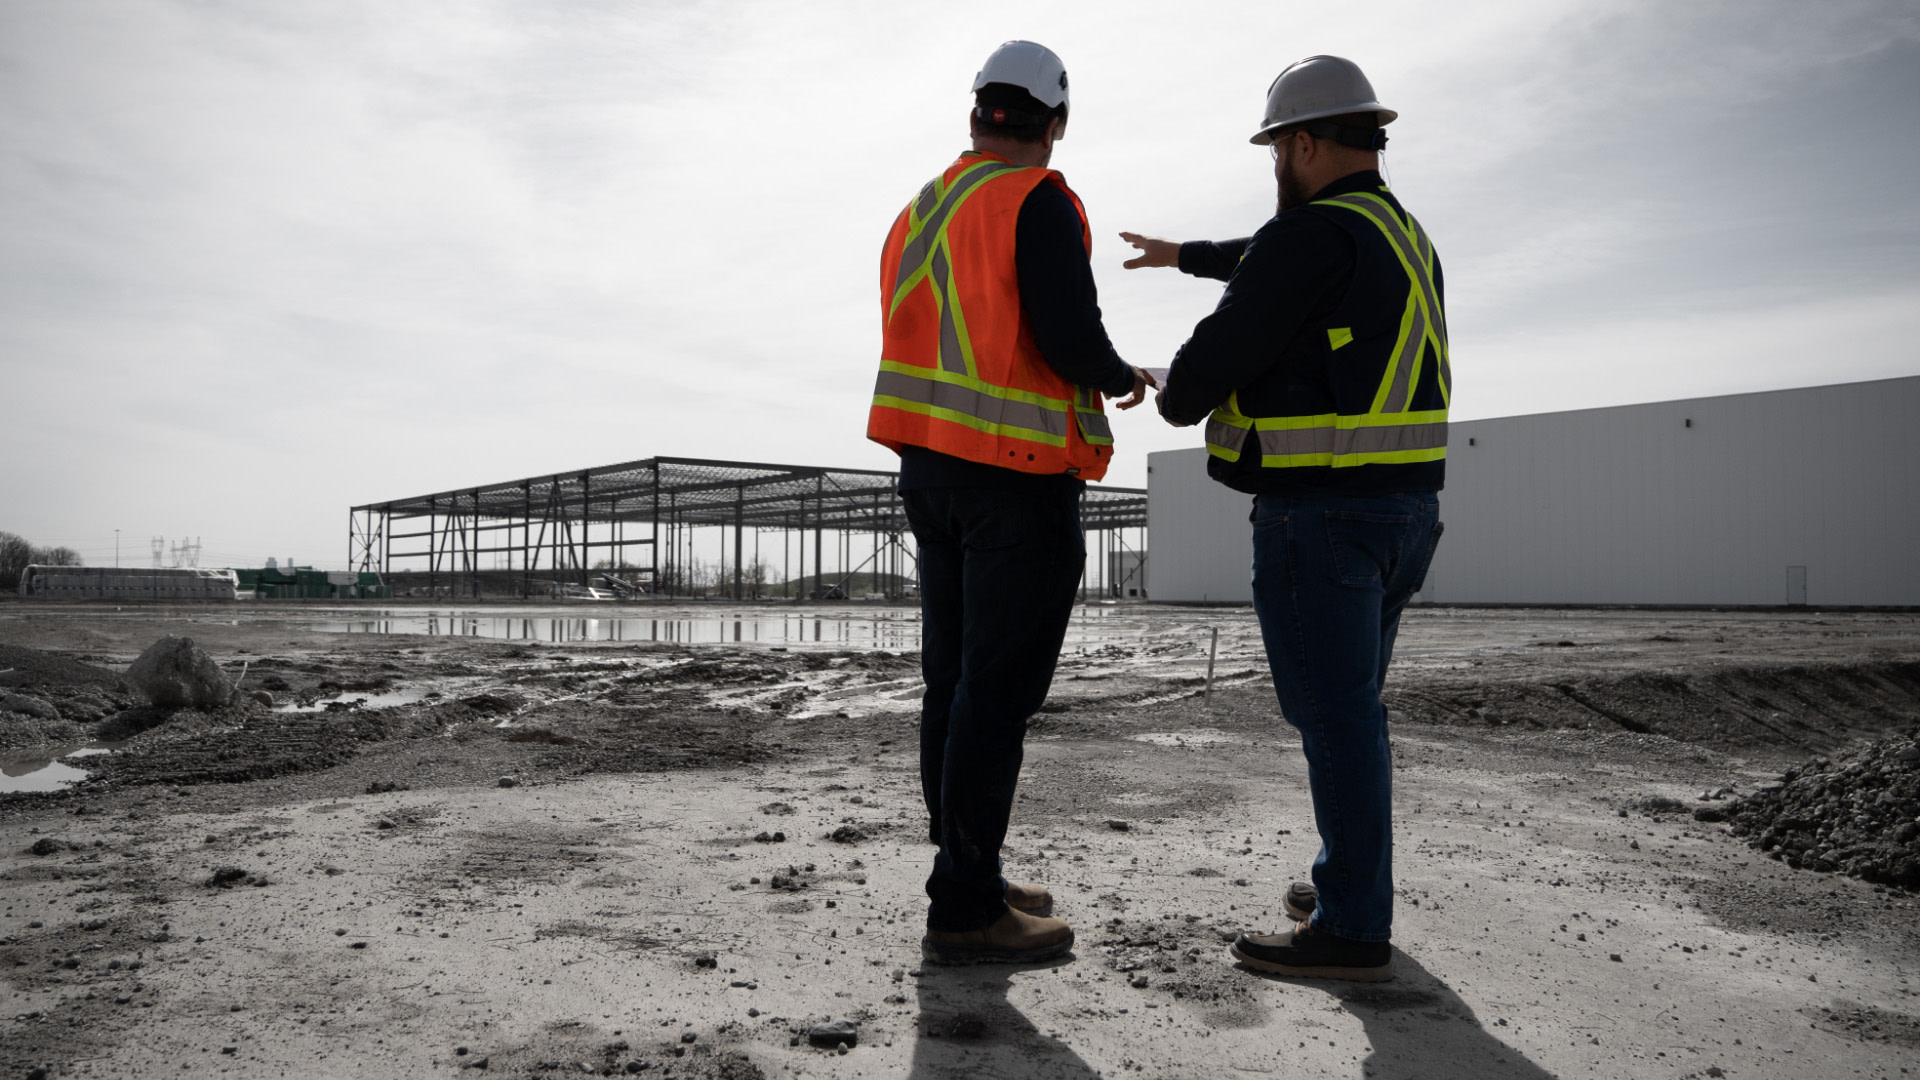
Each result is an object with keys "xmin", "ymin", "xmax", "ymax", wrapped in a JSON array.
[
  {"xmin": 1255, "ymin": 420, "xmax": 1448, "ymax": 459},
  {"xmin": 1076, "ymin": 409, "xmax": 1114, "ymax": 441},
  {"xmin": 1380, "ymin": 299, "xmax": 1427, "ymax": 415},
  {"xmin": 1206, "ymin": 417, "xmax": 1248, "ymax": 455},
  {"xmin": 873, "ymin": 370, "xmax": 1069, "ymax": 439},
  {"xmin": 929, "ymin": 247, "xmax": 969, "ymax": 376},
  {"xmin": 892, "ymin": 162, "xmax": 1024, "ymax": 295}
]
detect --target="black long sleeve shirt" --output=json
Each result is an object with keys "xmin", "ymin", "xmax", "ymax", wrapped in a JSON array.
[{"xmin": 898, "ymin": 178, "xmax": 1132, "ymax": 492}]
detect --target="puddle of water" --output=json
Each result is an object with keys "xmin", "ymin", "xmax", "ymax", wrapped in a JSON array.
[
  {"xmin": 274, "ymin": 687, "xmax": 439, "ymax": 714},
  {"xmin": 0, "ymin": 744, "xmax": 119, "ymax": 793},
  {"xmin": 1127, "ymin": 729, "xmax": 1245, "ymax": 747},
  {"xmin": 302, "ymin": 612, "xmax": 925, "ymax": 649}
]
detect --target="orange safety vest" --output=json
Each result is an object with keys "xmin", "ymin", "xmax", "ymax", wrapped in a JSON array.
[{"xmin": 867, "ymin": 151, "xmax": 1115, "ymax": 480}]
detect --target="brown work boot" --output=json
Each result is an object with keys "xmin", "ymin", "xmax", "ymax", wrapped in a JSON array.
[
  {"xmin": 1005, "ymin": 881, "xmax": 1053, "ymax": 915},
  {"xmin": 922, "ymin": 908, "xmax": 1074, "ymax": 966}
]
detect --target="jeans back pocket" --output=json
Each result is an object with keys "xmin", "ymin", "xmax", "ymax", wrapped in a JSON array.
[{"xmin": 1324, "ymin": 510, "xmax": 1413, "ymax": 588}]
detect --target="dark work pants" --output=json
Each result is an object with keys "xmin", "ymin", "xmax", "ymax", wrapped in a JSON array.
[
  {"xmin": 904, "ymin": 485, "xmax": 1085, "ymax": 933},
  {"xmin": 1250, "ymin": 492, "xmax": 1442, "ymax": 943}
]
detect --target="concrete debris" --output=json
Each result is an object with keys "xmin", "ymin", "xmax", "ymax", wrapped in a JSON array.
[
  {"xmin": 0, "ymin": 693, "xmax": 60, "ymax": 720},
  {"xmin": 126, "ymin": 636, "xmax": 235, "ymax": 709},
  {"xmin": 807, "ymin": 1019, "xmax": 857, "ymax": 1048}
]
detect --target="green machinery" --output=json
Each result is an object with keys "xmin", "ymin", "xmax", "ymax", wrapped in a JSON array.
[{"xmin": 234, "ymin": 566, "xmax": 390, "ymax": 600}]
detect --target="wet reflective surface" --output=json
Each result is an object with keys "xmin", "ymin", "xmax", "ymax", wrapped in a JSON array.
[
  {"xmin": 304, "ymin": 612, "xmax": 925, "ymax": 649},
  {"xmin": 0, "ymin": 745, "xmax": 115, "ymax": 793}
]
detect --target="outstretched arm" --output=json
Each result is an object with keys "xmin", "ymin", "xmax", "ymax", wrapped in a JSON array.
[{"xmin": 1120, "ymin": 232, "xmax": 1251, "ymax": 281}]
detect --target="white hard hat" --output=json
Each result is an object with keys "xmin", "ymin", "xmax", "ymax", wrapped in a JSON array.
[
  {"xmin": 1250, "ymin": 55, "xmax": 1396, "ymax": 145},
  {"xmin": 972, "ymin": 40, "xmax": 1069, "ymax": 111}
]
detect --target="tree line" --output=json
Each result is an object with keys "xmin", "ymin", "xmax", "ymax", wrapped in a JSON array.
[{"xmin": 0, "ymin": 532, "xmax": 82, "ymax": 592}]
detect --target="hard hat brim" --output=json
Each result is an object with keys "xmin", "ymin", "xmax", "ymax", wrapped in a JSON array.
[{"xmin": 1249, "ymin": 103, "xmax": 1397, "ymax": 145}]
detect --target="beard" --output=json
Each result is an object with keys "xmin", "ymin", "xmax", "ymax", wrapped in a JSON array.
[{"xmin": 1275, "ymin": 150, "xmax": 1312, "ymax": 214}]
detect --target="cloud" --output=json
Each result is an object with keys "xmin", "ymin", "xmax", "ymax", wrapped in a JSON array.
[{"xmin": 0, "ymin": 0, "xmax": 1914, "ymax": 563}]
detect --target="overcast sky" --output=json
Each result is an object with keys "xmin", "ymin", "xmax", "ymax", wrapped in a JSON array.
[{"xmin": 2, "ymin": 0, "xmax": 1916, "ymax": 570}]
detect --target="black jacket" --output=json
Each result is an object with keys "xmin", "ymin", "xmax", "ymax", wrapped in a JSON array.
[{"xmin": 1158, "ymin": 170, "xmax": 1447, "ymax": 496}]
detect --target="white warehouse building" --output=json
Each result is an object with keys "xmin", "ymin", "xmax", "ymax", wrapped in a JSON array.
[{"xmin": 1146, "ymin": 375, "xmax": 1920, "ymax": 607}]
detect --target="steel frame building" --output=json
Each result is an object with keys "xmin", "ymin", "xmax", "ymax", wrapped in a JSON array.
[{"xmin": 350, "ymin": 456, "xmax": 1148, "ymax": 601}]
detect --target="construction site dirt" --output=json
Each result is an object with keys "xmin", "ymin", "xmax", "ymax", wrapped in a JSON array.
[{"xmin": 0, "ymin": 600, "xmax": 1916, "ymax": 1079}]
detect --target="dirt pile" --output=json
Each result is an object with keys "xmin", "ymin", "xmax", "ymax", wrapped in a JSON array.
[
  {"xmin": 0, "ymin": 645, "xmax": 135, "ymax": 749},
  {"xmin": 1712, "ymin": 732, "xmax": 1920, "ymax": 888}
]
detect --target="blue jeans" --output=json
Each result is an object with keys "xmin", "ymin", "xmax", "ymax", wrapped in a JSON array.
[
  {"xmin": 904, "ymin": 485, "xmax": 1085, "ymax": 932},
  {"xmin": 1250, "ymin": 491, "xmax": 1442, "ymax": 943}
]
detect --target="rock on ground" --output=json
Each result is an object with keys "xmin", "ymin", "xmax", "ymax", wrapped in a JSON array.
[{"xmin": 125, "ymin": 636, "xmax": 234, "ymax": 710}]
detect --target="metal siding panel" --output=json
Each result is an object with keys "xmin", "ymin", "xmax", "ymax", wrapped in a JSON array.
[{"xmin": 1150, "ymin": 376, "xmax": 1920, "ymax": 607}]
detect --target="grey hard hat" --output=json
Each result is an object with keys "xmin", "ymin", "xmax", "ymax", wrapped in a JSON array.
[{"xmin": 1250, "ymin": 55, "xmax": 1396, "ymax": 145}]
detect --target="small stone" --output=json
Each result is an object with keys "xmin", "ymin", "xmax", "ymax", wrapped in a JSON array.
[
  {"xmin": 1105, "ymin": 819, "xmax": 1131, "ymax": 831},
  {"xmin": 27, "ymin": 921, "xmax": 43, "ymax": 928},
  {"xmin": 693, "ymin": 954, "xmax": 718, "ymax": 969},
  {"xmin": 1130, "ymin": 974, "xmax": 1149, "ymax": 988},
  {"xmin": 28, "ymin": 838, "xmax": 64, "ymax": 856},
  {"xmin": 1609, "ymin": 954, "xmax": 1622, "ymax": 962},
  {"xmin": 497, "ymin": 776, "xmax": 520, "ymax": 788},
  {"xmin": 830, "ymin": 825, "xmax": 866, "ymax": 844},
  {"xmin": 377, "ymin": 819, "xmax": 397, "ymax": 830},
  {"xmin": 807, "ymin": 1019, "xmax": 858, "ymax": 1048},
  {"xmin": 679, "ymin": 1031, "xmax": 697, "ymax": 1044},
  {"xmin": 205, "ymin": 866, "xmax": 248, "ymax": 888},
  {"xmin": 456, "ymin": 1047, "xmax": 468, "ymax": 1056},
  {"xmin": 349, "ymin": 941, "xmax": 368, "ymax": 949},
  {"xmin": 335, "ymin": 928, "xmax": 347, "ymax": 936},
  {"xmin": 747, "ymin": 1008, "xmax": 759, "ymax": 1018}
]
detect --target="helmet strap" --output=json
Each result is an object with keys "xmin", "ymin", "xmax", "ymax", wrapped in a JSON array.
[
  {"xmin": 1302, "ymin": 119, "xmax": 1388, "ymax": 152},
  {"xmin": 973, "ymin": 105, "xmax": 1054, "ymax": 128}
]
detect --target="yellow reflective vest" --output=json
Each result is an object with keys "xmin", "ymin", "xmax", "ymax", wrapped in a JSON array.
[{"xmin": 1205, "ymin": 189, "xmax": 1450, "ymax": 475}]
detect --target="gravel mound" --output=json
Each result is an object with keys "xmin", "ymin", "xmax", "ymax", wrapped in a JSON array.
[{"xmin": 1714, "ymin": 733, "xmax": 1920, "ymax": 889}]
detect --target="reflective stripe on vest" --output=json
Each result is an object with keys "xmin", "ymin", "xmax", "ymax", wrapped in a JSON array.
[
  {"xmin": 1207, "ymin": 191, "xmax": 1449, "ymax": 469},
  {"xmin": 873, "ymin": 361, "xmax": 1073, "ymax": 447},
  {"xmin": 887, "ymin": 159, "xmax": 1027, "ymax": 379}
]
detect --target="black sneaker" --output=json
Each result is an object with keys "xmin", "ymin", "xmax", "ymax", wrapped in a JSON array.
[
  {"xmin": 1228, "ymin": 920, "xmax": 1392, "ymax": 981},
  {"xmin": 1282, "ymin": 881, "xmax": 1317, "ymax": 921}
]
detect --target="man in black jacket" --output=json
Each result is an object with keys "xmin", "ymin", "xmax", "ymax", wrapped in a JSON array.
[{"xmin": 1122, "ymin": 56, "xmax": 1448, "ymax": 981}]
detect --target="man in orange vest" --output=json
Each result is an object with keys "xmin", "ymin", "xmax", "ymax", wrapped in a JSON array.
[{"xmin": 869, "ymin": 39, "xmax": 1153, "ymax": 965}]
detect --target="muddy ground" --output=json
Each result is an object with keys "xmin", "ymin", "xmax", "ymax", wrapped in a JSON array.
[{"xmin": 0, "ymin": 600, "xmax": 1916, "ymax": 1079}]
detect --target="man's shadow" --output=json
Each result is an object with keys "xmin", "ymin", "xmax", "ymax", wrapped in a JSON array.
[
  {"xmin": 907, "ymin": 956, "xmax": 1099, "ymax": 1080},
  {"xmin": 1240, "ymin": 948, "xmax": 1560, "ymax": 1080}
]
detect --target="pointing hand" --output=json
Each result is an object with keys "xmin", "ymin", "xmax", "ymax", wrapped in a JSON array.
[{"xmin": 1119, "ymin": 232, "xmax": 1181, "ymax": 270}]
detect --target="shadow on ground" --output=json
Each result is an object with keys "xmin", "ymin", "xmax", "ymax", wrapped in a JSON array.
[
  {"xmin": 1244, "ymin": 949, "xmax": 1559, "ymax": 1080},
  {"xmin": 909, "ymin": 955, "xmax": 1097, "ymax": 1079}
]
